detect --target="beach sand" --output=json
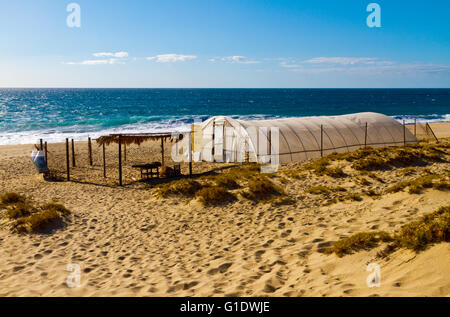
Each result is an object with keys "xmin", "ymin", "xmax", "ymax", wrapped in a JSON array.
[{"xmin": 0, "ymin": 122, "xmax": 449, "ymax": 297}]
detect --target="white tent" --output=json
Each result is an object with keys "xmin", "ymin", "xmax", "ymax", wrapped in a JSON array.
[{"xmin": 198, "ymin": 112, "xmax": 418, "ymax": 164}]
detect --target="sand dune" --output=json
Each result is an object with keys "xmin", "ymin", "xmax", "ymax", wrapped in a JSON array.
[{"xmin": 0, "ymin": 123, "xmax": 449, "ymax": 297}]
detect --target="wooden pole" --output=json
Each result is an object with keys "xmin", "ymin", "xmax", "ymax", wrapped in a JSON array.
[
  {"xmin": 212, "ymin": 121, "xmax": 215, "ymax": 161},
  {"xmin": 88, "ymin": 137, "xmax": 93, "ymax": 166},
  {"xmin": 188, "ymin": 130, "xmax": 193, "ymax": 177},
  {"xmin": 404, "ymin": 120, "xmax": 407, "ymax": 145},
  {"xmin": 414, "ymin": 118, "xmax": 417, "ymax": 137},
  {"xmin": 103, "ymin": 143, "xmax": 106, "ymax": 178},
  {"xmin": 268, "ymin": 128, "xmax": 272, "ymax": 164},
  {"xmin": 426, "ymin": 122, "xmax": 439, "ymax": 143},
  {"xmin": 40, "ymin": 139, "xmax": 43, "ymax": 151},
  {"xmin": 161, "ymin": 138, "xmax": 165, "ymax": 166},
  {"xmin": 124, "ymin": 144, "xmax": 127, "ymax": 162},
  {"xmin": 118, "ymin": 135, "xmax": 123, "ymax": 186},
  {"xmin": 364, "ymin": 122, "xmax": 368, "ymax": 147},
  {"xmin": 65, "ymin": 138, "xmax": 70, "ymax": 181},
  {"xmin": 71, "ymin": 139, "xmax": 76, "ymax": 167},
  {"xmin": 320, "ymin": 125, "xmax": 323, "ymax": 157},
  {"xmin": 44, "ymin": 142, "xmax": 48, "ymax": 163}
]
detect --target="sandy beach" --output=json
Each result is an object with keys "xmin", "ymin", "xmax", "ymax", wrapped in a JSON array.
[{"xmin": 0, "ymin": 122, "xmax": 449, "ymax": 297}]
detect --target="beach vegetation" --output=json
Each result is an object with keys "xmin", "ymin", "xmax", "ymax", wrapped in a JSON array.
[
  {"xmin": 156, "ymin": 179, "xmax": 203, "ymax": 198},
  {"xmin": 385, "ymin": 174, "xmax": 441, "ymax": 194},
  {"xmin": 324, "ymin": 205, "xmax": 450, "ymax": 257},
  {"xmin": 242, "ymin": 177, "xmax": 285, "ymax": 201},
  {"xmin": 323, "ymin": 231, "xmax": 393, "ymax": 257},
  {"xmin": 195, "ymin": 186, "xmax": 236, "ymax": 206},
  {"xmin": 3, "ymin": 199, "xmax": 71, "ymax": 234},
  {"xmin": 0, "ymin": 192, "xmax": 28, "ymax": 207},
  {"xmin": 214, "ymin": 175, "xmax": 240, "ymax": 190},
  {"xmin": 395, "ymin": 206, "xmax": 449, "ymax": 251}
]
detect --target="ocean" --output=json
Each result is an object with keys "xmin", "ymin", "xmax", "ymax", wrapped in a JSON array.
[{"xmin": 0, "ymin": 88, "xmax": 449, "ymax": 145}]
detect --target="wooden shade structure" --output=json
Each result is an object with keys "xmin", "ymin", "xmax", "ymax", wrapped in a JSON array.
[{"xmin": 96, "ymin": 132, "xmax": 185, "ymax": 186}]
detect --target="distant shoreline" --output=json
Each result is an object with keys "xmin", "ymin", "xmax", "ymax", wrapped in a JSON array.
[{"xmin": 1, "ymin": 121, "xmax": 448, "ymax": 147}]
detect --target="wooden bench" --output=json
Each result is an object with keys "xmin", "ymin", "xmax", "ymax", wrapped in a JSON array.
[{"xmin": 132, "ymin": 162, "xmax": 162, "ymax": 180}]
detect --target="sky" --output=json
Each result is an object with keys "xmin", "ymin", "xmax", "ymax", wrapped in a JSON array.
[{"xmin": 0, "ymin": 0, "xmax": 449, "ymax": 88}]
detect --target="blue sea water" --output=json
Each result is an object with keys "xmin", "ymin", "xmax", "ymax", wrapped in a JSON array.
[{"xmin": 0, "ymin": 88, "xmax": 449, "ymax": 145}]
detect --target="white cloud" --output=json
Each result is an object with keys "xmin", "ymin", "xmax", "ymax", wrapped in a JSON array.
[
  {"xmin": 93, "ymin": 52, "xmax": 129, "ymax": 58},
  {"xmin": 146, "ymin": 54, "xmax": 197, "ymax": 63},
  {"xmin": 287, "ymin": 62, "xmax": 450, "ymax": 75},
  {"xmin": 305, "ymin": 57, "xmax": 378, "ymax": 65},
  {"xmin": 65, "ymin": 58, "xmax": 123, "ymax": 65},
  {"xmin": 222, "ymin": 56, "xmax": 259, "ymax": 64},
  {"xmin": 65, "ymin": 51, "xmax": 129, "ymax": 65},
  {"xmin": 280, "ymin": 61, "xmax": 300, "ymax": 68}
]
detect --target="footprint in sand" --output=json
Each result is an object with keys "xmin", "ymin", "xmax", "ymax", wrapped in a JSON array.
[
  {"xmin": 207, "ymin": 262, "xmax": 233, "ymax": 275},
  {"xmin": 255, "ymin": 250, "xmax": 265, "ymax": 262}
]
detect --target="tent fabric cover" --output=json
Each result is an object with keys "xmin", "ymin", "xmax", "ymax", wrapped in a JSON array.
[{"xmin": 199, "ymin": 112, "xmax": 418, "ymax": 164}]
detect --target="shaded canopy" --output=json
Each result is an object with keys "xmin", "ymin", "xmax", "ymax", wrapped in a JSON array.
[
  {"xmin": 200, "ymin": 112, "xmax": 418, "ymax": 164},
  {"xmin": 96, "ymin": 133, "xmax": 182, "ymax": 146}
]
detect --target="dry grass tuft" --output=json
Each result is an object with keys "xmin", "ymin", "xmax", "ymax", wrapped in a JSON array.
[
  {"xmin": 214, "ymin": 175, "xmax": 240, "ymax": 190},
  {"xmin": 2, "ymin": 199, "xmax": 72, "ymax": 234},
  {"xmin": 395, "ymin": 206, "xmax": 449, "ymax": 251},
  {"xmin": 156, "ymin": 179, "xmax": 203, "ymax": 198},
  {"xmin": 195, "ymin": 186, "xmax": 236, "ymax": 206},
  {"xmin": 242, "ymin": 177, "xmax": 285, "ymax": 201},
  {"xmin": 6, "ymin": 202, "xmax": 36, "ymax": 219},
  {"xmin": 323, "ymin": 231, "xmax": 393, "ymax": 257},
  {"xmin": 305, "ymin": 158, "xmax": 346, "ymax": 178},
  {"xmin": 386, "ymin": 174, "xmax": 442, "ymax": 194},
  {"xmin": 0, "ymin": 192, "xmax": 28, "ymax": 207},
  {"xmin": 325, "ymin": 205, "xmax": 450, "ymax": 257}
]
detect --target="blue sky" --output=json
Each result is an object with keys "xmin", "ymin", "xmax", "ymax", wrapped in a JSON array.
[{"xmin": 1, "ymin": 0, "xmax": 449, "ymax": 88}]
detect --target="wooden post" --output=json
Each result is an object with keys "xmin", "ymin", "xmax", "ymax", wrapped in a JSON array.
[
  {"xmin": 118, "ymin": 135, "xmax": 123, "ymax": 186},
  {"xmin": 65, "ymin": 138, "xmax": 70, "ymax": 181},
  {"xmin": 268, "ymin": 128, "xmax": 272, "ymax": 164},
  {"xmin": 404, "ymin": 120, "xmax": 407, "ymax": 145},
  {"xmin": 124, "ymin": 144, "xmax": 127, "ymax": 162},
  {"xmin": 44, "ymin": 142, "xmax": 48, "ymax": 163},
  {"xmin": 426, "ymin": 122, "xmax": 439, "ymax": 143},
  {"xmin": 103, "ymin": 143, "xmax": 106, "ymax": 178},
  {"xmin": 40, "ymin": 139, "xmax": 43, "ymax": 151},
  {"xmin": 188, "ymin": 130, "xmax": 193, "ymax": 177},
  {"xmin": 71, "ymin": 139, "xmax": 76, "ymax": 167},
  {"xmin": 161, "ymin": 138, "xmax": 165, "ymax": 166},
  {"xmin": 320, "ymin": 125, "xmax": 323, "ymax": 157},
  {"xmin": 88, "ymin": 137, "xmax": 93, "ymax": 166},
  {"xmin": 364, "ymin": 122, "xmax": 368, "ymax": 147},
  {"xmin": 212, "ymin": 121, "xmax": 215, "ymax": 161},
  {"xmin": 414, "ymin": 118, "xmax": 417, "ymax": 137}
]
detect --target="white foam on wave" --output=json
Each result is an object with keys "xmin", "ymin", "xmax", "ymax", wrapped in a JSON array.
[
  {"xmin": 1, "ymin": 113, "xmax": 448, "ymax": 145},
  {"xmin": 391, "ymin": 114, "xmax": 450, "ymax": 124},
  {"xmin": 0, "ymin": 114, "xmax": 278, "ymax": 145}
]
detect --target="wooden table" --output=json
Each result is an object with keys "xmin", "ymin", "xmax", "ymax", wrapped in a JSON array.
[{"xmin": 132, "ymin": 162, "xmax": 162, "ymax": 180}]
